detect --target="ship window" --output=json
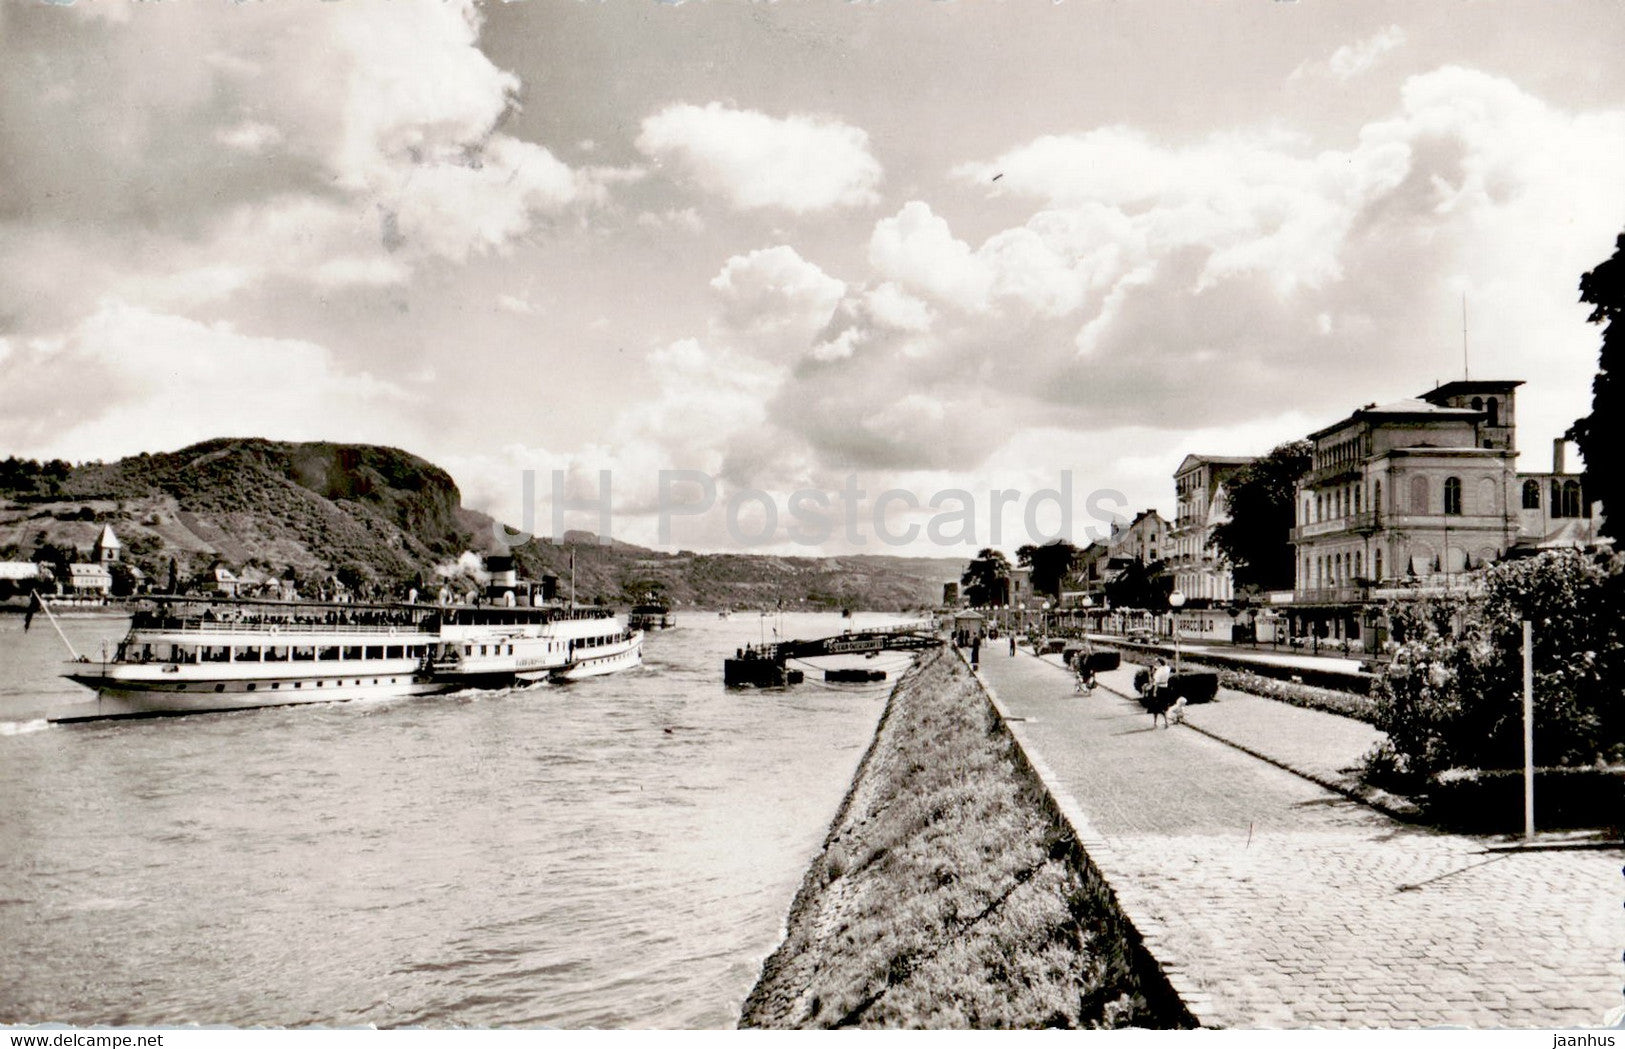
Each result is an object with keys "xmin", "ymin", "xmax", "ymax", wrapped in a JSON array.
[
  {"xmin": 203, "ymin": 646, "xmax": 230, "ymax": 663},
  {"xmin": 319, "ymin": 646, "xmax": 340, "ymax": 661},
  {"xmin": 386, "ymin": 646, "xmax": 403, "ymax": 659},
  {"xmin": 271, "ymin": 683, "xmax": 280, "ymax": 689},
  {"xmin": 294, "ymin": 682, "xmax": 301, "ymax": 688},
  {"xmin": 479, "ymin": 645, "xmax": 489, "ymax": 656},
  {"xmin": 266, "ymin": 647, "xmax": 288, "ymax": 662},
  {"xmin": 465, "ymin": 646, "xmax": 472, "ymax": 656},
  {"xmin": 214, "ymin": 684, "xmax": 225, "ymax": 693},
  {"xmin": 343, "ymin": 646, "xmax": 363, "ymax": 661},
  {"xmin": 293, "ymin": 646, "xmax": 316, "ymax": 661},
  {"xmin": 365, "ymin": 646, "xmax": 384, "ymax": 660},
  {"xmin": 247, "ymin": 683, "xmax": 257, "ymax": 691},
  {"xmin": 238, "ymin": 646, "xmax": 262, "ymax": 662},
  {"xmin": 1522, "ymin": 479, "xmax": 1540, "ymax": 509},
  {"xmin": 316, "ymin": 681, "xmax": 323, "ymax": 687}
]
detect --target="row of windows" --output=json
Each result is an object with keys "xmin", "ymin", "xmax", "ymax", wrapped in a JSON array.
[
  {"xmin": 1315, "ymin": 434, "xmax": 1368, "ymax": 472},
  {"xmin": 1307, "ymin": 475, "xmax": 1584, "ymax": 524},
  {"xmin": 1305, "ymin": 549, "xmax": 1377, "ymax": 588},
  {"xmin": 1521, "ymin": 479, "xmax": 1585, "ymax": 518},
  {"xmin": 123, "ymin": 644, "xmax": 427, "ymax": 664},
  {"xmin": 171, "ymin": 678, "xmax": 404, "ymax": 693}
]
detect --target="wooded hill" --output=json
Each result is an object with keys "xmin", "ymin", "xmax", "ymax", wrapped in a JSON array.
[{"xmin": 0, "ymin": 439, "xmax": 961, "ymax": 611}]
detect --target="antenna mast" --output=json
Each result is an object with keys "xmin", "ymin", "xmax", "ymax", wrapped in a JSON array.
[{"xmin": 1461, "ymin": 293, "xmax": 1470, "ymax": 381}]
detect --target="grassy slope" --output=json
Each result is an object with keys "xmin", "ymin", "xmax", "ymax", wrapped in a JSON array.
[{"xmin": 740, "ymin": 648, "xmax": 1192, "ymax": 1029}]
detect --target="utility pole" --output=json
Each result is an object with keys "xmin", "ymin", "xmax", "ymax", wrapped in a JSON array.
[{"xmin": 1522, "ymin": 619, "xmax": 1535, "ymax": 841}]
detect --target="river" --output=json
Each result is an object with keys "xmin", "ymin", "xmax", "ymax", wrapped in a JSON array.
[{"xmin": 0, "ymin": 610, "xmax": 910, "ymax": 1028}]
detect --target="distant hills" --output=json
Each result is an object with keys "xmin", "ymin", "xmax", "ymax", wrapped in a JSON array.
[{"xmin": 0, "ymin": 439, "xmax": 962, "ymax": 611}]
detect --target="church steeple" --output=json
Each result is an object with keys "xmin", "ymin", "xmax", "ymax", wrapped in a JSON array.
[{"xmin": 92, "ymin": 523, "xmax": 121, "ymax": 564}]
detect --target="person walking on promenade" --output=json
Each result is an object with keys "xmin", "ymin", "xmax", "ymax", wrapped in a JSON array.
[
  {"xmin": 1147, "ymin": 658, "xmax": 1175, "ymax": 728},
  {"xmin": 970, "ymin": 633, "xmax": 981, "ymax": 670},
  {"xmin": 1009, "ymin": 634, "xmax": 1017, "ymax": 657}
]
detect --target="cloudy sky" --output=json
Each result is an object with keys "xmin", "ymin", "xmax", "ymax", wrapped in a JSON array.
[{"xmin": 2, "ymin": 0, "xmax": 1623, "ymax": 556}]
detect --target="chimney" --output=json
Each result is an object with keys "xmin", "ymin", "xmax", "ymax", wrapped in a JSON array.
[{"xmin": 1553, "ymin": 438, "xmax": 1567, "ymax": 474}]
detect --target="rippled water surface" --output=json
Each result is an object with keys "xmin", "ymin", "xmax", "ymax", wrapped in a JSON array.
[{"xmin": 0, "ymin": 611, "xmax": 909, "ymax": 1027}]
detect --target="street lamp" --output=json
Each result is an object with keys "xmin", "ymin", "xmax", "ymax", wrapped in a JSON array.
[{"xmin": 1168, "ymin": 590, "xmax": 1186, "ymax": 672}]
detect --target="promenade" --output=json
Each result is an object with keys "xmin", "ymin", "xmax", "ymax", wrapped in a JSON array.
[{"xmin": 976, "ymin": 646, "xmax": 1623, "ymax": 1029}]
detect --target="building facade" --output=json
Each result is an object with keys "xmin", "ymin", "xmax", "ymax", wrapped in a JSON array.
[
  {"xmin": 1287, "ymin": 380, "xmax": 1596, "ymax": 644},
  {"xmin": 1170, "ymin": 454, "xmax": 1253, "ymax": 605}
]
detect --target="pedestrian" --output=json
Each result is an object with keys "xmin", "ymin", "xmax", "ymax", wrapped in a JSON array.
[
  {"xmin": 970, "ymin": 633, "xmax": 980, "ymax": 670},
  {"xmin": 1149, "ymin": 658, "xmax": 1174, "ymax": 728},
  {"xmin": 1009, "ymin": 634, "xmax": 1016, "ymax": 657}
]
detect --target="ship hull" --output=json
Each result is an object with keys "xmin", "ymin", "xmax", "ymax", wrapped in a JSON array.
[
  {"xmin": 58, "ymin": 672, "xmax": 445, "ymax": 720},
  {"xmin": 552, "ymin": 635, "xmax": 643, "ymax": 681}
]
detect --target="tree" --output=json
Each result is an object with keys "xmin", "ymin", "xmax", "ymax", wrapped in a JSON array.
[
  {"xmin": 960, "ymin": 548, "xmax": 1011, "ymax": 607},
  {"xmin": 1103, "ymin": 557, "xmax": 1171, "ymax": 610},
  {"xmin": 1016, "ymin": 540, "xmax": 1079, "ymax": 600},
  {"xmin": 1208, "ymin": 440, "xmax": 1312, "ymax": 594},
  {"xmin": 1570, "ymin": 230, "xmax": 1624, "ymax": 538}
]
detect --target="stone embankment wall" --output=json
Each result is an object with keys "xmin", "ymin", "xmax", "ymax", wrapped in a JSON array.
[{"xmin": 739, "ymin": 647, "xmax": 1193, "ymax": 1029}]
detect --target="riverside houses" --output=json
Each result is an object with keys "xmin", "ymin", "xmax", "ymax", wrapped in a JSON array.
[
  {"xmin": 1170, "ymin": 454, "xmax": 1254, "ymax": 606},
  {"xmin": 1284, "ymin": 379, "xmax": 1601, "ymax": 648}
]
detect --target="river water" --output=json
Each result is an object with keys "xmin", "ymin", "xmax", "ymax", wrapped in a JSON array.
[{"xmin": 0, "ymin": 611, "xmax": 911, "ymax": 1028}]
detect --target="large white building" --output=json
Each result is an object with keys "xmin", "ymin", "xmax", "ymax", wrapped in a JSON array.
[
  {"xmin": 1170, "ymin": 454, "xmax": 1253, "ymax": 605},
  {"xmin": 1287, "ymin": 379, "xmax": 1598, "ymax": 643}
]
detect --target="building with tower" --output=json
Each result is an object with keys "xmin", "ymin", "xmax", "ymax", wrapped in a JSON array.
[{"xmin": 1285, "ymin": 379, "xmax": 1599, "ymax": 646}]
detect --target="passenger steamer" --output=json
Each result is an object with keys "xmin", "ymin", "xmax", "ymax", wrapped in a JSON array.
[{"xmin": 60, "ymin": 597, "xmax": 643, "ymax": 718}]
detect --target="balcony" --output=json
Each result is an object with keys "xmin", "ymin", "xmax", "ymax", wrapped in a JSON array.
[
  {"xmin": 1293, "ymin": 583, "xmax": 1373, "ymax": 605},
  {"xmin": 1306, "ymin": 462, "xmax": 1362, "ymax": 487},
  {"xmin": 1290, "ymin": 510, "xmax": 1380, "ymax": 543}
]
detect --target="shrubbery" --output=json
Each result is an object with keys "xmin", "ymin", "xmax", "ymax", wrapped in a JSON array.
[{"xmin": 1366, "ymin": 550, "xmax": 1625, "ymax": 791}]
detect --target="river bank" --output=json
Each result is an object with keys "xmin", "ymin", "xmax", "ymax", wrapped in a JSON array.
[{"xmin": 739, "ymin": 647, "xmax": 1193, "ymax": 1029}]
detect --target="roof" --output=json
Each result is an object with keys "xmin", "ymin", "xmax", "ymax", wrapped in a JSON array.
[
  {"xmin": 1174, "ymin": 453, "xmax": 1255, "ymax": 477},
  {"xmin": 1309, "ymin": 398, "xmax": 1480, "ymax": 441},
  {"xmin": 1420, "ymin": 379, "xmax": 1524, "ymax": 403},
  {"xmin": 94, "ymin": 523, "xmax": 121, "ymax": 549}
]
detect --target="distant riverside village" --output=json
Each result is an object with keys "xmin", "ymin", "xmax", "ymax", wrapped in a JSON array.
[
  {"xmin": 0, "ymin": 529, "xmax": 556, "ymax": 611},
  {"xmin": 948, "ymin": 378, "xmax": 1603, "ymax": 658}
]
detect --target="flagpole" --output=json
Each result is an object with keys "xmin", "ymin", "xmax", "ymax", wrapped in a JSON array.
[{"xmin": 35, "ymin": 593, "xmax": 83, "ymax": 661}]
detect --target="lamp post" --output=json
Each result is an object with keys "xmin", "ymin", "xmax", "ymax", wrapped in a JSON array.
[{"xmin": 1169, "ymin": 590, "xmax": 1186, "ymax": 672}]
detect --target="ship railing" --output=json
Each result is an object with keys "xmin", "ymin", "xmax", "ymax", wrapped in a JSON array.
[{"xmin": 130, "ymin": 614, "xmax": 431, "ymax": 635}]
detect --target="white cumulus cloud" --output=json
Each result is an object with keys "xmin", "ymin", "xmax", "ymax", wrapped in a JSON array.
[{"xmin": 636, "ymin": 102, "xmax": 883, "ymax": 213}]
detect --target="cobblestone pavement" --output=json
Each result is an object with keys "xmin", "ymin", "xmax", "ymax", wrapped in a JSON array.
[{"xmin": 976, "ymin": 646, "xmax": 1623, "ymax": 1029}]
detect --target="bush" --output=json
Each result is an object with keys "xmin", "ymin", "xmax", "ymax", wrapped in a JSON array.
[
  {"xmin": 1421, "ymin": 766, "xmax": 1625, "ymax": 832},
  {"xmin": 1369, "ymin": 550, "xmax": 1625, "ymax": 785}
]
